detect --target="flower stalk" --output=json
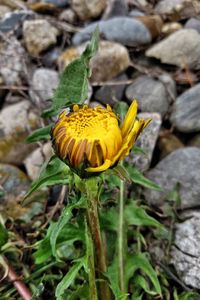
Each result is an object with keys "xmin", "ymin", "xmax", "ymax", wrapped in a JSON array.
[
  {"xmin": 118, "ymin": 177, "xmax": 125, "ymax": 293},
  {"xmin": 85, "ymin": 178, "xmax": 111, "ymax": 300}
]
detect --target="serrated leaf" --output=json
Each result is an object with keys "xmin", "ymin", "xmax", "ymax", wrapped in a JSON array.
[
  {"xmin": 125, "ymin": 253, "xmax": 161, "ymax": 296},
  {"xmin": 23, "ymin": 156, "xmax": 70, "ymax": 201},
  {"xmin": 125, "ymin": 165, "xmax": 162, "ymax": 191},
  {"xmin": 26, "ymin": 125, "xmax": 52, "ymax": 143},
  {"xmin": 135, "ymin": 275, "xmax": 157, "ymax": 296},
  {"xmin": 43, "ymin": 27, "xmax": 99, "ymax": 117},
  {"xmin": 106, "ymin": 259, "xmax": 128, "ymax": 300},
  {"xmin": 55, "ymin": 260, "xmax": 84, "ymax": 300},
  {"xmin": 50, "ymin": 197, "xmax": 86, "ymax": 258},
  {"xmin": 124, "ymin": 202, "xmax": 162, "ymax": 228},
  {"xmin": 0, "ymin": 223, "xmax": 8, "ymax": 249}
]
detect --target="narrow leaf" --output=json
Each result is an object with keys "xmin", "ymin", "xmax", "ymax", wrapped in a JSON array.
[
  {"xmin": 23, "ymin": 156, "xmax": 70, "ymax": 201},
  {"xmin": 55, "ymin": 260, "xmax": 84, "ymax": 299},
  {"xmin": 125, "ymin": 253, "xmax": 162, "ymax": 296},
  {"xmin": 0, "ymin": 223, "xmax": 8, "ymax": 249},
  {"xmin": 124, "ymin": 202, "xmax": 162, "ymax": 228},
  {"xmin": 125, "ymin": 165, "xmax": 162, "ymax": 191},
  {"xmin": 26, "ymin": 125, "xmax": 52, "ymax": 143}
]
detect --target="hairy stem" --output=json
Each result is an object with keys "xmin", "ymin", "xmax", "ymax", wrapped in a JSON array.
[
  {"xmin": 118, "ymin": 178, "xmax": 125, "ymax": 293},
  {"xmin": 85, "ymin": 178, "xmax": 111, "ymax": 300},
  {"xmin": 0, "ymin": 255, "xmax": 32, "ymax": 300}
]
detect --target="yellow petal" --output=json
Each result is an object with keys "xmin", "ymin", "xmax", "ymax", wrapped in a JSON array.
[
  {"xmin": 86, "ymin": 159, "xmax": 112, "ymax": 172},
  {"xmin": 121, "ymin": 100, "xmax": 138, "ymax": 138}
]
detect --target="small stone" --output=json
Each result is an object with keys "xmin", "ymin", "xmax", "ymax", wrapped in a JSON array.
[
  {"xmin": 30, "ymin": 68, "xmax": 59, "ymax": 103},
  {"xmin": 23, "ymin": 19, "xmax": 59, "ymax": 56},
  {"xmin": 158, "ymin": 130, "xmax": 184, "ymax": 159},
  {"xmin": 146, "ymin": 29, "xmax": 200, "ymax": 68},
  {"xmin": 188, "ymin": 134, "xmax": 200, "ymax": 147},
  {"xmin": 24, "ymin": 142, "xmax": 53, "ymax": 180},
  {"xmin": 0, "ymin": 101, "xmax": 40, "ymax": 164},
  {"xmin": 125, "ymin": 74, "xmax": 175, "ymax": 116},
  {"xmin": 170, "ymin": 83, "xmax": 200, "ymax": 132},
  {"xmin": 41, "ymin": 47, "xmax": 61, "ymax": 68},
  {"xmin": 59, "ymin": 8, "xmax": 76, "ymax": 23},
  {"xmin": 161, "ymin": 22, "xmax": 182, "ymax": 36},
  {"xmin": 0, "ymin": 36, "xmax": 27, "ymax": 85},
  {"xmin": 171, "ymin": 211, "xmax": 200, "ymax": 289},
  {"xmin": 102, "ymin": 0, "xmax": 128, "ymax": 19},
  {"xmin": 0, "ymin": 5, "xmax": 11, "ymax": 19},
  {"xmin": 143, "ymin": 147, "xmax": 200, "ymax": 209},
  {"xmin": 58, "ymin": 40, "xmax": 130, "ymax": 82},
  {"xmin": 129, "ymin": 112, "xmax": 161, "ymax": 171},
  {"xmin": 0, "ymin": 10, "xmax": 33, "ymax": 33},
  {"xmin": 185, "ymin": 18, "xmax": 200, "ymax": 33},
  {"xmin": 72, "ymin": 0, "xmax": 107, "ymax": 21},
  {"xmin": 72, "ymin": 17, "xmax": 152, "ymax": 46},
  {"xmin": 94, "ymin": 73, "xmax": 128, "ymax": 106},
  {"xmin": 154, "ymin": 0, "xmax": 185, "ymax": 15}
]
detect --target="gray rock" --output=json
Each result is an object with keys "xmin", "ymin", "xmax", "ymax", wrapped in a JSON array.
[
  {"xmin": 30, "ymin": 68, "xmax": 59, "ymax": 103},
  {"xmin": 72, "ymin": 0, "xmax": 107, "ymax": 21},
  {"xmin": 129, "ymin": 9, "xmax": 145, "ymax": 17},
  {"xmin": 143, "ymin": 147, "xmax": 200, "ymax": 209},
  {"xmin": 146, "ymin": 29, "xmax": 200, "ymax": 68},
  {"xmin": 0, "ymin": 10, "xmax": 33, "ymax": 33},
  {"xmin": 0, "ymin": 101, "xmax": 40, "ymax": 164},
  {"xmin": 185, "ymin": 18, "xmax": 200, "ymax": 34},
  {"xmin": 130, "ymin": 112, "xmax": 162, "ymax": 171},
  {"xmin": 72, "ymin": 17, "xmax": 152, "ymax": 46},
  {"xmin": 94, "ymin": 73, "xmax": 128, "ymax": 105},
  {"xmin": 170, "ymin": 83, "xmax": 200, "ymax": 132},
  {"xmin": 0, "ymin": 163, "xmax": 30, "ymax": 203},
  {"xmin": 102, "ymin": 0, "xmax": 128, "ymax": 19},
  {"xmin": 23, "ymin": 19, "xmax": 59, "ymax": 56},
  {"xmin": 154, "ymin": 0, "xmax": 185, "ymax": 15},
  {"xmin": 125, "ymin": 74, "xmax": 175, "ymax": 116},
  {"xmin": 171, "ymin": 211, "xmax": 200, "ymax": 289},
  {"xmin": 0, "ymin": 36, "xmax": 27, "ymax": 85}
]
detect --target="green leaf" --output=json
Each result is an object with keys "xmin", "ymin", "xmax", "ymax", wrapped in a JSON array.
[
  {"xmin": 55, "ymin": 260, "xmax": 84, "ymax": 300},
  {"xmin": 106, "ymin": 259, "xmax": 129, "ymax": 300},
  {"xmin": 100, "ymin": 208, "xmax": 118, "ymax": 232},
  {"xmin": 43, "ymin": 27, "xmax": 99, "ymax": 117},
  {"xmin": 23, "ymin": 156, "xmax": 70, "ymax": 201},
  {"xmin": 135, "ymin": 275, "xmax": 157, "ymax": 296},
  {"xmin": 125, "ymin": 165, "xmax": 162, "ymax": 191},
  {"xmin": 114, "ymin": 101, "xmax": 128, "ymax": 121},
  {"xmin": 0, "ymin": 223, "xmax": 8, "ymax": 250},
  {"xmin": 124, "ymin": 202, "xmax": 162, "ymax": 228},
  {"xmin": 26, "ymin": 125, "xmax": 52, "ymax": 143},
  {"xmin": 50, "ymin": 197, "xmax": 86, "ymax": 258},
  {"xmin": 125, "ymin": 253, "xmax": 161, "ymax": 296}
]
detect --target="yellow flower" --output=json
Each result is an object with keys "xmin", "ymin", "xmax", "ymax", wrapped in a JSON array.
[{"xmin": 51, "ymin": 100, "xmax": 151, "ymax": 177}]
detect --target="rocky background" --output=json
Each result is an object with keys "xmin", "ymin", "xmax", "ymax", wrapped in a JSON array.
[{"xmin": 0, "ymin": 0, "xmax": 200, "ymax": 293}]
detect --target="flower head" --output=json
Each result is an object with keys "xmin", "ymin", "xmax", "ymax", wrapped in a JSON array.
[{"xmin": 51, "ymin": 100, "xmax": 151, "ymax": 178}]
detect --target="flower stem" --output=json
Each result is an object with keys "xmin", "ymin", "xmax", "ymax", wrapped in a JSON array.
[
  {"xmin": 85, "ymin": 178, "xmax": 111, "ymax": 300},
  {"xmin": 118, "ymin": 178, "xmax": 125, "ymax": 293}
]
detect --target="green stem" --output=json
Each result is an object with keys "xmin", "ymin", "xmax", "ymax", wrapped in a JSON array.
[
  {"xmin": 118, "ymin": 178, "xmax": 125, "ymax": 293},
  {"xmin": 86, "ymin": 220, "xmax": 99, "ymax": 300},
  {"xmin": 85, "ymin": 178, "xmax": 111, "ymax": 300}
]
